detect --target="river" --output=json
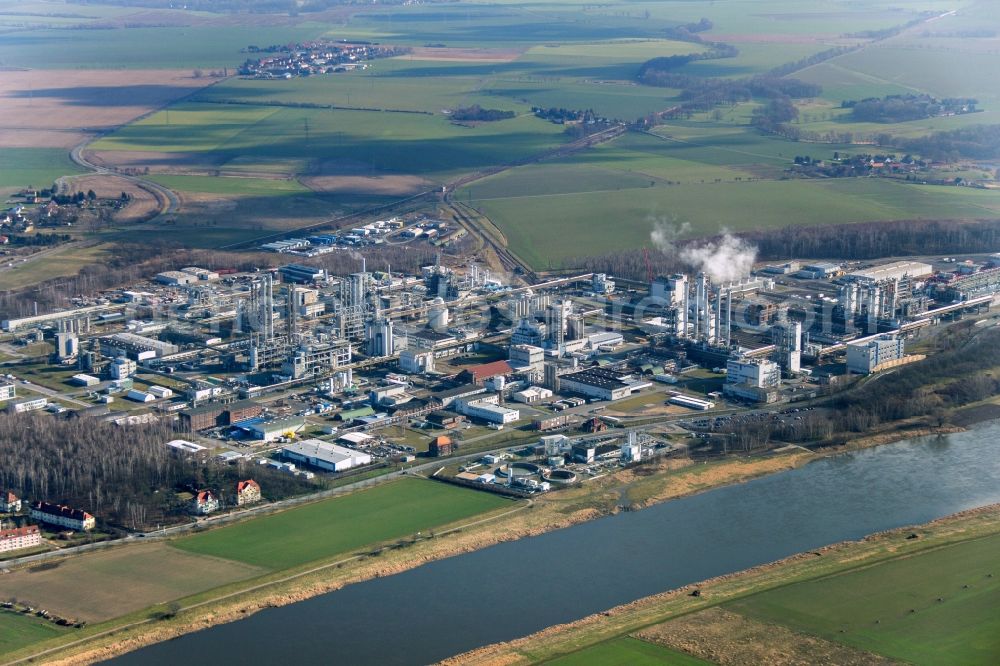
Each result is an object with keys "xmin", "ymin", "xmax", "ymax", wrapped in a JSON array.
[{"xmin": 110, "ymin": 422, "xmax": 1000, "ymax": 665}]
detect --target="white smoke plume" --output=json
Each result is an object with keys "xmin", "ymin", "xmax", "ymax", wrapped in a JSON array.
[
  {"xmin": 679, "ymin": 232, "xmax": 757, "ymax": 283},
  {"xmin": 649, "ymin": 216, "xmax": 690, "ymax": 254},
  {"xmin": 649, "ymin": 218, "xmax": 757, "ymax": 283}
]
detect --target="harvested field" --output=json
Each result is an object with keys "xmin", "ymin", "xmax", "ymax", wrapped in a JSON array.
[
  {"xmin": 547, "ymin": 636, "xmax": 710, "ymax": 665},
  {"xmin": 403, "ymin": 46, "xmax": 523, "ymax": 62},
  {"xmin": 302, "ymin": 174, "xmax": 433, "ymax": 197},
  {"xmin": 0, "ymin": 543, "xmax": 265, "ymax": 623},
  {"xmin": 637, "ymin": 607, "xmax": 896, "ymax": 666},
  {"xmin": 84, "ymin": 150, "xmax": 225, "ymax": 173},
  {"xmin": 0, "ymin": 69, "xmax": 214, "ymax": 149}
]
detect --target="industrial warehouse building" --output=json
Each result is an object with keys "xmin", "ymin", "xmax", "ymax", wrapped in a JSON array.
[
  {"xmin": 558, "ymin": 367, "xmax": 651, "ymax": 401},
  {"xmin": 454, "ymin": 394, "xmax": 520, "ymax": 424},
  {"xmin": 180, "ymin": 399, "xmax": 264, "ymax": 431},
  {"xmin": 282, "ymin": 438, "xmax": 371, "ymax": 472},
  {"xmin": 847, "ymin": 260, "xmax": 933, "ymax": 283},
  {"xmin": 237, "ymin": 415, "xmax": 307, "ymax": 442}
]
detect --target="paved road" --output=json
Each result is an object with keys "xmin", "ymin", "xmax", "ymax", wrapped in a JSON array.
[
  {"xmin": 9, "ymin": 376, "xmax": 89, "ymax": 407},
  {"xmin": 60, "ymin": 139, "xmax": 180, "ymax": 218}
]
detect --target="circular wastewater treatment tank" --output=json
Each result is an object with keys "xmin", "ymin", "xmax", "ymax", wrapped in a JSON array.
[
  {"xmin": 543, "ymin": 469, "xmax": 578, "ymax": 485},
  {"xmin": 495, "ymin": 462, "xmax": 540, "ymax": 479}
]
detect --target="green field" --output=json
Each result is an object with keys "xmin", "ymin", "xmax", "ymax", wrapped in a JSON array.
[
  {"xmin": 726, "ymin": 533, "xmax": 1000, "ymax": 665},
  {"xmin": 469, "ymin": 161, "xmax": 1000, "ymax": 268},
  {"xmin": 174, "ymin": 478, "xmax": 509, "ymax": 569},
  {"xmin": 5, "ymin": 0, "xmax": 993, "ymax": 261},
  {"xmin": 0, "ymin": 612, "xmax": 68, "ymax": 656},
  {"xmin": 0, "ymin": 244, "xmax": 115, "ymax": 292},
  {"xmin": 92, "ymin": 102, "xmax": 568, "ymax": 183},
  {"xmin": 546, "ymin": 637, "xmax": 710, "ymax": 666},
  {"xmin": 0, "ymin": 148, "xmax": 84, "ymax": 191}
]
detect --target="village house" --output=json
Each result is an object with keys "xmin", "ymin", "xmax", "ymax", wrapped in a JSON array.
[
  {"xmin": 29, "ymin": 501, "xmax": 96, "ymax": 531},
  {"xmin": 191, "ymin": 490, "xmax": 220, "ymax": 515},
  {"xmin": 1, "ymin": 491, "xmax": 22, "ymax": 512},
  {"xmin": 0, "ymin": 524, "xmax": 42, "ymax": 554},
  {"xmin": 236, "ymin": 479, "xmax": 262, "ymax": 506}
]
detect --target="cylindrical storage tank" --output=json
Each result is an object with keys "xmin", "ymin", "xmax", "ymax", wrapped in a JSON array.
[{"xmin": 429, "ymin": 301, "xmax": 450, "ymax": 330}]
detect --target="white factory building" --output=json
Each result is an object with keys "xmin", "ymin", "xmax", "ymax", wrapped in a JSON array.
[
  {"xmin": 847, "ymin": 260, "xmax": 933, "ymax": 283},
  {"xmin": 726, "ymin": 357, "xmax": 781, "ymax": 388},
  {"xmin": 724, "ymin": 357, "xmax": 781, "ymax": 403},
  {"xmin": 282, "ymin": 438, "xmax": 372, "ymax": 472},
  {"xmin": 512, "ymin": 386, "xmax": 552, "ymax": 404},
  {"xmin": 847, "ymin": 336, "xmax": 906, "ymax": 374},
  {"xmin": 454, "ymin": 394, "xmax": 520, "ymax": 424}
]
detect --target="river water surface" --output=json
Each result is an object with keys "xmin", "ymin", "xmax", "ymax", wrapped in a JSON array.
[{"xmin": 111, "ymin": 422, "xmax": 1000, "ymax": 665}]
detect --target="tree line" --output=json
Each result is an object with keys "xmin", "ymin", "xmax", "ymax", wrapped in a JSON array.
[
  {"xmin": 845, "ymin": 94, "xmax": 978, "ymax": 123},
  {"xmin": 450, "ymin": 105, "xmax": 516, "ymax": 122},
  {"xmin": 0, "ymin": 413, "xmax": 314, "ymax": 530},
  {"xmin": 709, "ymin": 322, "xmax": 1000, "ymax": 451}
]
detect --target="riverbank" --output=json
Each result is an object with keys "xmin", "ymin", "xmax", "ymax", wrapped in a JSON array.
[
  {"xmin": 5, "ymin": 423, "xmax": 977, "ymax": 664},
  {"xmin": 444, "ymin": 502, "xmax": 1000, "ymax": 665}
]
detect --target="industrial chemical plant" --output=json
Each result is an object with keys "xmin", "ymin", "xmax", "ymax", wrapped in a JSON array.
[{"xmin": 1, "ymin": 246, "xmax": 998, "ymax": 520}]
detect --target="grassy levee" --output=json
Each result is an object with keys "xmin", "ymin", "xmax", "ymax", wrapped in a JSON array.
[
  {"xmin": 445, "ymin": 505, "xmax": 1000, "ymax": 665},
  {"xmin": 173, "ymin": 477, "xmax": 509, "ymax": 569},
  {"xmin": 0, "ymin": 613, "xmax": 69, "ymax": 658},
  {"xmin": 726, "ymin": 533, "xmax": 1000, "ymax": 665}
]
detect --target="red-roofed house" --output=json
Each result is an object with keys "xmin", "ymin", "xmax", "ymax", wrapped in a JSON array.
[
  {"xmin": 0, "ymin": 525, "xmax": 41, "ymax": 553},
  {"xmin": 29, "ymin": 501, "xmax": 95, "ymax": 531},
  {"xmin": 236, "ymin": 479, "xmax": 261, "ymax": 506},
  {"xmin": 190, "ymin": 490, "xmax": 220, "ymax": 515},
  {"xmin": 459, "ymin": 360, "xmax": 513, "ymax": 386},
  {"xmin": 429, "ymin": 435, "xmax": 455, "ymax": 457},
  {"xmin": 1, "ymin": 491, "xmax": 21, "ymax": 512}
]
